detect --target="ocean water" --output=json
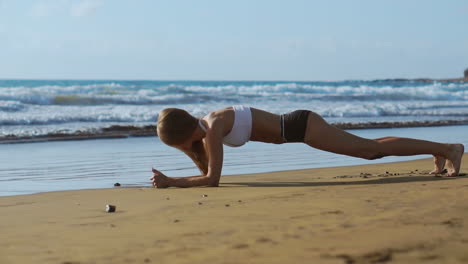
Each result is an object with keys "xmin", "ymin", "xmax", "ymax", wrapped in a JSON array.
[{"xmin": 0, "ymin": 79, "xmax": 468, "ymax": 137}]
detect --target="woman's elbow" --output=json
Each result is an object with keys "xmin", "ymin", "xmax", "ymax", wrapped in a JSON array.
[{"xmin": 206, "ymin": 175, "xmax": 220, "ymax": 187}]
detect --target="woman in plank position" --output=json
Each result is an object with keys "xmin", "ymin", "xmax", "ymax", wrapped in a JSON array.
[{"xmin": 151, "ymin": 106, "xmax": 464, "ymax": 188}]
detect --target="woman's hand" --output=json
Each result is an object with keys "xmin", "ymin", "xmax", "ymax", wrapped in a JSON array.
[{"xmin": 150, "ymin": 168, "xmax": 169, "ymax": 188}]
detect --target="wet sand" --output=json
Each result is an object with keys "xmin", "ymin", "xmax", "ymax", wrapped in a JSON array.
[{"xmin": 1, "ymin": 155, "xmax": 467, "ymax": 264}]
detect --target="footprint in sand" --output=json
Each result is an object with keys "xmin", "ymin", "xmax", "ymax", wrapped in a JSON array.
[
  {"xmin": 232, "ymin": 243, "xmax": 249, "ymax": 249},
  {"xmin": 441, "ymin": 218, "xmax": 463, "ymax": 228},
  {"xmin": 321, "ymin": 210, "xmax": 344, "ymax": 215},
  {"xmin": 256, "ymin": 237, "xmax": 275, "ymax": 244}
]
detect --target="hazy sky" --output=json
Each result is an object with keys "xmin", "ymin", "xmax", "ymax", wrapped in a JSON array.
[{"xmin": 1, "ymin": 0, "xmax": 467, "ymax": 80}]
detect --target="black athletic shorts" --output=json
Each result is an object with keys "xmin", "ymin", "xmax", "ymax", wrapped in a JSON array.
[{"xmin": 280, "ymin": 110, "xmax": 311, "ymax": 143}]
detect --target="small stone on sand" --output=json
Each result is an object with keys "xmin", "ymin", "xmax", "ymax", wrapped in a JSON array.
[{"xmin": 106, "ymin": 204, "xmax": 116, "ymax": 213}]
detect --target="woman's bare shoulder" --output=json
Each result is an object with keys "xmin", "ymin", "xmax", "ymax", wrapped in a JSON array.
[
  {"xmin": 204, "ymin": 107, "xmax": 233, "ymax": 122},
  {"xmin": 202, "ymin": 107, "xmax": 235, "ymax": 136}
]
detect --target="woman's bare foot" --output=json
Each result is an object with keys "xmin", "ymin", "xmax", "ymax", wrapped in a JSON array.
[
  {"xmin": 430, "ymin": 155, "xmax": 446, "ymax": 174},
  {"xmin": 151, "ymin": 168, "xmax": 170, "ymax": 188},
  {"xmin": 445, "ymin": 144, "xmax": 464, "ymax": 177}
]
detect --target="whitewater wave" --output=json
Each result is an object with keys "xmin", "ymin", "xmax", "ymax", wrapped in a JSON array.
[
  {"xmin": 0, "ymin": 101, "xmax": 467, "ymax": 127},
  {"xmin": 0, "ymin": 79, "xmax": 467, "ymax": 139},
  {"xmin": 0, "ymin": 81, "xmax": 467, "ymax": 107},
  {"xmin": 0, "ymin": 100, "xmax": 26, "ymax": 112}
]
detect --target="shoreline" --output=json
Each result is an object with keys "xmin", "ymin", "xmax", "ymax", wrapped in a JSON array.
[
  {"xmin": 1, "ymin": 155, "xmax": 467, "ymax": 263},
  {"xmin": 2, "ymin": 125, "xmax": 466, "ymax": 197},
  {"xmin": 0, "ymin": 155, "xmax": 456, "ymax": 198},
  {"xmin": 2, "ymin": 120, "xmax": 468, "ymax": 144}
]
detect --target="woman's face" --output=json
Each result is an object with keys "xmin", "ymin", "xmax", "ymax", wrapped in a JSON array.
[
  {"xmin": 156, "ymin": 127, "xmax": 185, "ymax": 150},
  {"xmin": 175, "ymin": 138, "xmax": 195, "ymax": 151},
  {"xmin": 158, "ymin": 125, "xmax": 202, "ymax": 151}
]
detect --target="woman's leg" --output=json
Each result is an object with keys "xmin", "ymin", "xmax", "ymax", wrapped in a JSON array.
[{"xmin": 303, "ymin": 112, "xmax": 464, "ymax": 176}]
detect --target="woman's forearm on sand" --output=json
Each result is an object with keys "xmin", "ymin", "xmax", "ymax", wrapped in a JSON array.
[{"xmin": 166, "ymin": 175, "xmax": 219, "ymax": 188}]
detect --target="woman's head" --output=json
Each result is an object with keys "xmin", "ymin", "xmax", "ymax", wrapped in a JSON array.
[{"xmin": 157, "ymin": 108, "xmax": 198, "ymax": 146}]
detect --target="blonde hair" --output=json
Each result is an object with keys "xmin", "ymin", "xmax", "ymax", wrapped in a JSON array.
[
  {"xmin": 157, "ymin": 108, "xmax": 208, "ymax": 174},
  {"xmin": 157, "ymin": 108, "xmax": 198, "ymax": 145}
]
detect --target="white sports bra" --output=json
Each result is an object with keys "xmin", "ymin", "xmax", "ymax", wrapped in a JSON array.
[{"xmin": 198, "ymin": 105, "xmax": 252, "ymax": 147}]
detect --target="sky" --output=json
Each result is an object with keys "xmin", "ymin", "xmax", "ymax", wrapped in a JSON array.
[{"xmin": 0, "ymin": 0, "xmax": 467, "ymax": 81}]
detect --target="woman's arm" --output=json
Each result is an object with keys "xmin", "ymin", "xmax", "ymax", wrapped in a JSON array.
[
  {"xmin": 151, "ymin": 169, "xmax": 214, "ymax": 188},
  {"xmin": 202, "ymin": 117, "xmax": 224, "ymax": 186},
  {"xmin": 182, "ymin": 141, "xmax": 208, "ymax": 176},
  {"xmin": 151, "ymin": 117, "xmax": 224, "ymax": 188}
]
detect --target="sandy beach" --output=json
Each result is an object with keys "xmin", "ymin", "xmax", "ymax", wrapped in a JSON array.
[{"xmin": 1, "ymin": 155, "xmax": 467, "ymax": 264}]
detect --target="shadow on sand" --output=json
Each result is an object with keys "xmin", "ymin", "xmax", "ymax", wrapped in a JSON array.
[{"xmin": 221, "ymin": 175, "xmax": 466, "ymax": 188}]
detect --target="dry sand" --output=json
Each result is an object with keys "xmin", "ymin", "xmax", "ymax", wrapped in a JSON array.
[{"xmin": 1, "ymin": 155, "xmax": 468, "ymax": 264}]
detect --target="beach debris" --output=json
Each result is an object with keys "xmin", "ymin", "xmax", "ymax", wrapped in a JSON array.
[
  {"xmin": 225, "ymin": 204, "xmax": 230, "ymax": 207},
  {"xmin": 201, "ymin": 194, "xmax": 208, "ymax": 198},
  {"xmin": 173, "ymin": 219, "xmax": 180, "ymax": 223},
  {"xmin": 144, "ymin": 258, "xmax": 151, "ymax": 263},
  {"xmin": 198, "ymin": 202, "xmax": 203, "ymax": 205},
  {"xmin": 166, "ymin": 197, "xmax": 170, "ymax": 200},
  {"xmin": 360, "ymin": 173, "xmax": 372, "ymax": 178},
  {"xmin": 114, "ymin": 182, "xmax": 121, "ymax": 187},
  {"xmin": 106, "ymin": 204, "xmax": 116, "ymax": 213},
  {"xmin": 335, "ymin": 175, "xmax": 353, "ymax": 179},
  {"xmin": 238, "ymin": 200, "xmax": 242, "ymax": 203}
]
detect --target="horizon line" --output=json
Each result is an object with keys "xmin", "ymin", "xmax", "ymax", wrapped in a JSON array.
[{"xmin": 0, "ymin": 76, "xmax": 465, "ymax": 83}]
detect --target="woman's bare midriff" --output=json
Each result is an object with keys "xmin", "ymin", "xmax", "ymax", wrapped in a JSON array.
[{"xmin": 250, "ymin": 108, "xmax": 284, "ymax": 144}]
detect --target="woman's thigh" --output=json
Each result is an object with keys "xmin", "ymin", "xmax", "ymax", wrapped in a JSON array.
[{"xmin": 303, "ymin": 112, "xmax": 378, "ymax": 157}]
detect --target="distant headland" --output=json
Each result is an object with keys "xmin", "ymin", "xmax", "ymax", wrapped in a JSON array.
[{"xmin": 371, "ymin": 68, "xmax": 468, "ymax": 83}]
